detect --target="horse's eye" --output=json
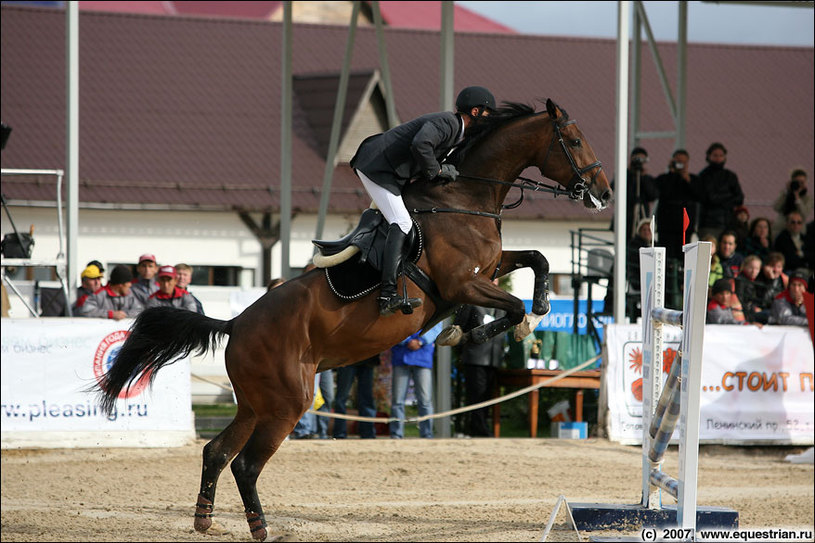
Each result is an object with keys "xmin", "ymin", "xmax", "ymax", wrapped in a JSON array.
[{"xmin": 572, "ymin": 139, "xmax": 582, "ymax": 147}]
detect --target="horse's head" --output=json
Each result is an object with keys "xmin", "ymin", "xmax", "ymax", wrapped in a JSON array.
[{"xmin": 537, "ymin": 99, "xmax": 612, "ymax": 210}]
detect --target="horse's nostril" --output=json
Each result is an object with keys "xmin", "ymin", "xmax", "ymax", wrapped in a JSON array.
[{"xmin": 601, "ymin": 190, "xmax": 611, "ymax": 203}]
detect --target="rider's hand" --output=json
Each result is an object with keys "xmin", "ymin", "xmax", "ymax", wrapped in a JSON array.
[{"xmin": 436, "ymin": 164, "xmax": 459, "ymax": 183}]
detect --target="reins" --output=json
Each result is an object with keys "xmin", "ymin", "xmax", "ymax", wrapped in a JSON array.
[{"xmin": 411, "ymin": 114, "xmax": 602, "ymax": 220}]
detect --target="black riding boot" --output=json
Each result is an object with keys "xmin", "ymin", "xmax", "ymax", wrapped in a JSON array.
[{"xmin": 378, "ymin": 223, "xmax": 422, "ymax": 316}]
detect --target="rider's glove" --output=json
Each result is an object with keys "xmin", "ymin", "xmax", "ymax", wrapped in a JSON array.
[{"xmin": 436, "ymin": 164, "xmax": 459, "ymax": 184}]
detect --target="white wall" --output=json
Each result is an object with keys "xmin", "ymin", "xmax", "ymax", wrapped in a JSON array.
[{"xmin": 2, "ymin": 205, "xmax": 610, "ymax": 314}]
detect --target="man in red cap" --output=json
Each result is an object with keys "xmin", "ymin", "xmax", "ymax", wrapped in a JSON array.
[
  {"xmin": 770, "ymin": 270, "xmax": 809, "ymax": 327},
  {"xmin": 145, "ymin": 265, "xmax": 199, "ymax": 312},
  {"xmin": 131, "ymin": 253, "xmax": 159, "ymax": 305}
]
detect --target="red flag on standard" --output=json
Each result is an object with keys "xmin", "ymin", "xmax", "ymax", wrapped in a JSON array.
[{"xmin": 682, "ymin": 208, "xmax": 690, "ymax": 246}]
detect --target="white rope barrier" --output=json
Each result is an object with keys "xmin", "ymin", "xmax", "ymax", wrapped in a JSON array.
[{"xmin": 193, "ymin": 353, "xmax": 601, "ymax": 424}]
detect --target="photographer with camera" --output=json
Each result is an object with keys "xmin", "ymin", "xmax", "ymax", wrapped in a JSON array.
[
  {"xmin": 609, "ymin": 146, "xmax": 657, "ymax": 243},
  {"xmin": 772, "ymin": 169, "xmax": 811, "ymax": 237},
  {"xmin": 696, "ymin": 142, "xmax": 744, "ymax": 241},
  {"xmin": 654, "ymin": 149, "xmax": 703, "ymax": 262}
]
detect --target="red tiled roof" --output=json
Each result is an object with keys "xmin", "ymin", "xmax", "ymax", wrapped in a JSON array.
[
  {"xmin": 74, "ymin": 1, "xmax": 514, "ymax": 33},
  {"xmin": 1, "ymin": 5, "xmax": 812, "ymax": 223},
  {"xmin": 78, "ymin": 1, "xmax": 171, "ymax": 16},
  {"xmin": 377, "ymin": 2, "xmax": 515, "ymax": 33}
]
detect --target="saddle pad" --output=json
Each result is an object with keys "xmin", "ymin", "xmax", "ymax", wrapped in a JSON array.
[
  {"xmin": 324, "ymin": 254, "xmax": 383, "ymax": 301},
  {"xmin": 324, "ymin": 219, "xmax": 424, "ymax": 301}
]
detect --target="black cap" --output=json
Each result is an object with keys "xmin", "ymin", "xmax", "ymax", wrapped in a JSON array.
[
  {"xmin": 109, "ymin": 264, "xmax": 133, "ymax": 285},
  {"xmin": 712, "ymin": 278, "xmax": 733, "ymax": 295},
  {"xmin": 455, "ymin": 86, "xmax": 496, "ymax": 113}
]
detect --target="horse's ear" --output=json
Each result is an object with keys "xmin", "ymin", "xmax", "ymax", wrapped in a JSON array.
[{"xmin": 546, "ymin": 98, "xmax": 561, "ymax": 120}]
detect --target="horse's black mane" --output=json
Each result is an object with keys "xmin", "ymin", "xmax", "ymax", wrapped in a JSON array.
[{"xmin": 448, "ymin": 100, "xmax": 569, "ymax": 165}]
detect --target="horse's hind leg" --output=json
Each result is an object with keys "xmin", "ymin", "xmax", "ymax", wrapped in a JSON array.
[
  {"xmin": 194, "ymin": 403, "xmax": 256, "ymax": 533},
  {"xmin": 231, "ymin": 406, "xmax": 305, "ymax": 541}
]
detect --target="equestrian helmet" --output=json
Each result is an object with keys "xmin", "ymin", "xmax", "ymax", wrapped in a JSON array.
[{"xmin": 455, "ymin": 86, "xmax": 496, "ymax": 113}]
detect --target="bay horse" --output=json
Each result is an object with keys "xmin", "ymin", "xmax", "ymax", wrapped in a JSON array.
[{"xmin": 91, "ymin": 98, "xmax": 611, "ymax": 541}]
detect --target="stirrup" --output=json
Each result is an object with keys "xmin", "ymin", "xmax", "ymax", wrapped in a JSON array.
[{"xmin": 378, "ymin": 295, "xmax": 422, "ymax": 316}]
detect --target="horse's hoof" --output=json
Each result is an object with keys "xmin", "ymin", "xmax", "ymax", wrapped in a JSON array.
[
  {"xmin": 193, "ymin": 516, "xmax": 212, "ymax": 532},
  {"xmin": 514, "ymin": 313, "xmax": 545, "ymax": 341},
  {"xmin": 194, "ymin": 496, "xmax": 214, "ymax": 532},
  {"xmin": 436, "ymin": 325, "xmax": 463, "ymax": 346}
]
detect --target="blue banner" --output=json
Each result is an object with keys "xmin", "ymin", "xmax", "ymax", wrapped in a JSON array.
[{"xmin": 523, "ymin": 298, "xmax": 614, "ymax": 335}]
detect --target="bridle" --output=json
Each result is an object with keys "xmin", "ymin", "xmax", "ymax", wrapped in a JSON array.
[
  {"xmin": 538, "ymin": 117, "xmax": 603, "ymax": 202},
  {"xmin": 412, "ymin": 114, "xmax": 604, "ymax": 219}
]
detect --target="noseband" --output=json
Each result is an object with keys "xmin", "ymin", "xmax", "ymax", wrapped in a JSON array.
[{"xmin": 540, "ymin": 118, "xmax": 603, "ymax": 200}]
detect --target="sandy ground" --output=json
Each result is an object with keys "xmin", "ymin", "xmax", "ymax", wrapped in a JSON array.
[{"xmin": 1, "ymin": 437, "xmax": 813, "ymax": 542}]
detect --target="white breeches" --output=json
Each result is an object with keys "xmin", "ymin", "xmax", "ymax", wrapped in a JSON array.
[{"xmin": 357, "ymin": 170, "xmax": 413, "ymax": 234}]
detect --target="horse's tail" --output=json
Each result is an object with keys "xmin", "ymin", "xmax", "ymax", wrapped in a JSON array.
[{"xmin": 90, "ymin": 306, "xmax": 233, "ymax": 415}]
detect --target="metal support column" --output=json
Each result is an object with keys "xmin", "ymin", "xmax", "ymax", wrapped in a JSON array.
[
  {"xmin": 279, "ymin": 1, "xmax": 292, "ymax": 280},
  {"xmin": 66, "ymin": 1, "xmax": 79, "ymax": 300},
  {"xmin": 434, "ymin": 0, "xmax": 455, "ymax": 439},
  {"xmin": 676, "ymin": 2, "xmax": 688, "ymax": 150},
  {"xmin": 613, "ymin": 1, "xmax": 631, "ymax": 326}
]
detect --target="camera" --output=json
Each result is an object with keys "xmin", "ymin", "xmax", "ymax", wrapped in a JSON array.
[
  {"xmin": 673, "ymin": 161, "xmax": 684, "ymax": 170},
  {"xmin": 791, "ymin": 180, "xmax": 801, "ymax": 192}
]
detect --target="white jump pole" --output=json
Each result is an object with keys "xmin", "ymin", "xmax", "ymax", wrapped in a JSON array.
[
  {"xmin": 639, "ymin": 241, "xmax": 710, "ymax": 531},
  {"xmin": 568, "ymin": 241, "xmax": 737, "ymax": 535}
]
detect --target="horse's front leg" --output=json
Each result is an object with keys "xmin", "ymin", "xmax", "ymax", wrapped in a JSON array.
[
  {"xmin": 436, "ymin": 275, "xmax": 527, "ymax": 347},
  {"xmin": 495, "ymin": 250, "xmax": 551, "ymax": 341}
]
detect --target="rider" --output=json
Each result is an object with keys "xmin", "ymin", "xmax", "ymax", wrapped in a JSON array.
[{"xmin": 350, "ymin": 85, "xmax": 496, "ymax": 316}]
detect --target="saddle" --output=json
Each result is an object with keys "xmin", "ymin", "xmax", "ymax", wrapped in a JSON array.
[
  {"xmin": 311, "ymin": 209, "xmax": 458, "ymax": 330},
  {"xmin": 312, "ymin": 209, "xmax": 422, "ymax": 300}
]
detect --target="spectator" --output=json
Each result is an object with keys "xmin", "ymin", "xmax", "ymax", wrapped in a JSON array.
[
  {"xmin": 131, "ymin": 253, "xmax": 159, "ymax": 305},
  {"xmin": 77, "ymin": 264, "xmax": 142, "ymax": 320},
  {"xmin": 390, "ymin": 322, "xmax": 443, "ymax": 439},
  {"xmin": 314, "ymin": 370, "xmax": 335, "ymax": 440},
  {"xmin": 804, "ymin": 220, "xmax": 815, "ymax": 268},
  {"xmin": 175, "ymin": 263, "xmax": 204, "ymax": 314},
  {"xmin": 653, "ymin": 149, "xmax": 701, "ymax": 262},
  {"xmin": 772, "ymin": 169, "xmax": 812, "ymax": 238},
  {"xmin": 290, "ymin": 376, "xmax": 328, "ymax": 440},
  {"xmin": 627, "ymin": 218, "xmax": 653, "ymax": 292},
  {"xmin": 610, "ymin": 146, "xmax": 658, "ymax": 243},
  {"xmin": 145, "ymin": 265, "xmax": 199, "ymax": 312},
  {"xmin": 72, "ymin": 263, "xmax": 104, "ymax": 313},
  {"xmin": 707, "ymin": 278, "xmax": 759, "ymax": 327},
  {"xmin": 734, "ymin": 255, "xmax": 770, "ymax": 324},
  {"xmin": 756, "ymin": 252, "xmax": 787, "ymax": 309},
  {"xmin": 718, "ymin": 230, "xmax": 744, "ymax": 279},
  {"xmin": 702, "ymin": 235, "xmax": 724, "ymax": 291},
  {"xmin": 770, "ymin": 270, "xmax": 809, "ymax": 327},
  {"xmin": 454, "ymin": 300, "xmax": 506, "ymax": 437},
  {"xmin": 333, "ymin": 355, "xmax": 380, "ymax": 439},
  {"xmin": 741, "ymin": 217, "xmax": 773, "ymax": 262},
  {"xmin": 727, "ymin": 205, "xmax": 750, "ymax": 249},
  {"xmin": 773, "ymin": 211, "xmax": 810, "ymax": 274},
  {"xmin": 696, "ymin": 142, "xmax": 744, "ymax": 241}
]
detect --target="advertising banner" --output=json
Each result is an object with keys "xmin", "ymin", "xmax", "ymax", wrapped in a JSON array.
[
  {"xmin": 605, "ymin": 324, "xmax": 814, "ymax": 445},
  {"xmin": 525, "ymin": 297, "xmax": 613, "ymax": 335},
  {"xmin": 1, "ymin": 318, "xmax": 194, "ymax": 448}
]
